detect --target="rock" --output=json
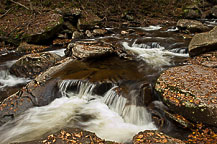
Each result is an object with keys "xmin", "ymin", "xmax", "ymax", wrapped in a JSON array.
[
  {"xmin": 65, "ymin": 40, "xmax": 114, "ymax": 59},
  {"xmin": 85, "ymin": 30, "xmax": 93, "ymax": 38},
  {"xmin": 164, "ymin": 111, "xmax": 194, "ymax": 129},
  {"xmin": 93, "ymin": 29, "xmax": 107, "ymax": 36},
  {"xmin": 0, "ymin": 58, "xmax": 73, "ymax": 126},
  {"xmin": 177, "ymin": 19, "xmax": 210, "ymax": 33},
  {"xmin": 17, "ymin": 128, "xmax": 118, "ymax": 144},
  {"xmin": 188, "ymin": 51, "xmax": 217, "ymax": 67},
  {"xmin": 16, "ymin": 42, "xmax": 49, "ymax": 54},
  {"xmin": 211, "ymin": 5, "xmax": 217, "ymax": 18},
  {"xmin": 155, "ymin": 65, "xmax": 217, "ymax": 127},
  {"xmin": 58, "ymin": 8, "xmax": 81, "ymax": 24},
  {"xmin": 133, "ymin": 130, "xmax": 185, "ymax": 144},
  {"xmin": 183, "ymin": 5, "xmax": 201, "ymax": 19},
  {"xmin": 121, "ymin": 30, "xmax": 129, "ymax": 35},
  {"xmin": 72, "ymin": 31, "xmax": 84, "ymax": 40},
  {"xmin": 24, "ymin": 11, "xmax": 64, "ymax": 44},
  {"xmin": 9, "ymin": 52, "xmax": 61, "ymax": 78},
  {"xmin": 188, "ymin": 26, "xmax": 217, "ymax": 56},
  {"xmin": 77, "ymin": 10, "xmax": 102, "ymax": 30}
]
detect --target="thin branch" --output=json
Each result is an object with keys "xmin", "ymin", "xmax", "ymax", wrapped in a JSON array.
[
  {"xmin": 10, "ymin": 0, "xmax": 30, "ymax": 10},
  {"xmin": 0, "ymin": 8, "xmax": 12, "ymax": 19}
]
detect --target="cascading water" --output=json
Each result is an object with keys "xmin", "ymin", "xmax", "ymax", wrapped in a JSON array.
[
  {"xmin": 0, "ymin": 70, "xmax": 30, "ymax": 89},
  {"xmin": 0, "ymin": 80, "xmax": 156, "ymax": 143},
  {"xmin": 122, "ymin": 40, "xmax": 189, "ymax": 67},
  {"xmin": 0, "ymin": 25, "xmax": 193, "ymax": 143},
  {"xmin": 0, "ymin": 60, "xmax": 30, "ymax": 89}
]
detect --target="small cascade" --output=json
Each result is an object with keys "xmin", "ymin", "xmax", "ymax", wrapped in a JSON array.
[
  {"xmin": 123, "ymin": 41, "xmax": 189, "ymax": 67},
  {"xmin": 59, "ymin": 80, "xmax": 97, "ymax": 100},
  {"xmin": 0, "ymin": 70, "xmax": 30, "ymax": 89},
  {"xmin": 139, "ymin": 25, "xmax": 162, "ymax": 31},
  {"xmin": 49, "ymin": 48, "xmax": 65, "ymax": 56},
  {"xmin": 103, "ymin": 87, "xmax": 152, "ymax": 125},
  {"xmin": 0, "ymin": 80, "xmax": 156, "ymax": 143}
]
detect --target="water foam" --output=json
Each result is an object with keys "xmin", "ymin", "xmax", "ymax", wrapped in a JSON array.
[
  {"xmin": 123, "ymin": 41, "xmax": 189, "ymax": 67},
  {"xmin": 49, "ymin": 48, "xmax": 65, "ymax": 57},
  {"xmin": 0, "ymin": 70, "xmax": 30, "ymax": 89},
  {"xmin": 0, "ymin": 80, "xmax": 156, "ymax": 143},
  {"xmin": 139, "ymin": 25, "xmax": 162, "ymax": 31}
]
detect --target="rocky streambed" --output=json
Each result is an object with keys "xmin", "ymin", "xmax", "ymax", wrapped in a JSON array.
[{"xmin": 0, "ymin": 14, "xmax": 217, "ymax": 144}]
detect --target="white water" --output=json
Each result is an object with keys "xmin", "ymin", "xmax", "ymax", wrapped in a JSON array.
[
  {"xmin": 0, "ymin": 80, "xmax": 156, "ymax": 143},
  {"xmin": 0, "ymin": 60, "xmax": 30, "ymax": 89},
  {"xmin": 138, "ymin": 25, "xmax": 162, "ymax": 31},
  {"xmin": 123, "ymin": 41, "xmax": 189, "ymax": 67},
  {"xmin": 0, "ymin": 70, "xmax": 30, "ymax": 89},
  {"xmin": 49, "ymin": 48, "xmax": 65, "ymax": 57}
]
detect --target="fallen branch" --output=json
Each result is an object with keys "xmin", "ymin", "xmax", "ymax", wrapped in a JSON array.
[
  {"xmin": 0, "ymin": 8, "xmax": 12, "ymax": 19},
  {"xmin": 10, "ymin": 0, "xmax": 30, "ymax": 10}
]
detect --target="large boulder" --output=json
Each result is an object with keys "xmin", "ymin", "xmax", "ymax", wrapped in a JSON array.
[
  {"xmin": 9, "ymin": 52, "xmax": 61, "ymax": 78},
  {"xmin": 177, "ymin": 19, "xmax": 210, "ymax": 33},
  {"xmin": 155, "ymin": 65, "xmax": 217, "ymax": 126},
  {"xmin": 23, "ymin": 11, "xmax": 64, "ymax": 44},
  {"xmin": 188, "ymin": 26, "xmax": 217, "ymax": 57},
  {"xmin": 65, "ymin": 40, "xmax": 114, "ymax": 59},
  {"xmin": 133, "ymin": 130, "xmax": 184, "ymax": 144}
]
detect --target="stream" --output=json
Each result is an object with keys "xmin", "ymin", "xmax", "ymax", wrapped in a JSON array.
[{"xmin": 0, "ymin": 25, "xmax": 191, "ymax": 143}]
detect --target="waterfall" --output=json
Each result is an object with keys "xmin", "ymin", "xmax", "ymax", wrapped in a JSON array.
[
  {"xmin": 0, "ymin": 80, "xmax": 156, "ymax": 143},
  {"xmin": 123, "ymin": 41, "xmax": 189, "ymax": 67},
  {"xmin": 103, "ymin": 87, "xmax": 152, "ymax": 125}
]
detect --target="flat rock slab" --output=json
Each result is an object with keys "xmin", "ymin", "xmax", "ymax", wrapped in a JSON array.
[
  {"xmin": 155, "ymin": 65, "xmax": 217, "ymax": 126},
  {"xmin": 189, "ymin": 26, "xmax": 217, "ymax": 57},
  {"xmin": 66, "ymin": 40, "xmax": 114, "ymax": 59},
  {"xmin": 133, "ymin": 130, "xmax": 184, "ymax": 144}
]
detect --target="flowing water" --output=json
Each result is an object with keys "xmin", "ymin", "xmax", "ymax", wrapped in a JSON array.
[{"xmin": 0, "ymin": 25, "xmax": 192, "ymax": 143}]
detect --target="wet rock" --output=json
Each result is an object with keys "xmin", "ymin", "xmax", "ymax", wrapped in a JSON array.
[
  {"xmin": 17, "ymin": 128, "xmax": 118, "ymax": 144},
  {"xmin": 188, "ymin": 27, "xmax": 217, "ymax": 56},
  {"xmin": 155, "ymin": 65, "xmax": 217, "ymax": 127},
  {"xmin": 133, "ymin": 130, "xmax": 185, "ymax": 144},
  {"xmin": 16, "ymin": 42, "xmax": 49, "ymax": 54},
  {"xmin": 177, "ymin": 19, "xmax": 210, "ymax": 33},
  {"xmin": 9, "ymin": 52, "xmax": 61, "ymax": 78},
  {"xmin": 65, "ymin": 40, "xmax": 114, "ymax": 59},
  {"xmin": 77, "ymin": 10, "xmax": 102, "ymax": 30},
  {"xmin": 0, "ymin": 58, "xmax": 73, "ymax": 126}
]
